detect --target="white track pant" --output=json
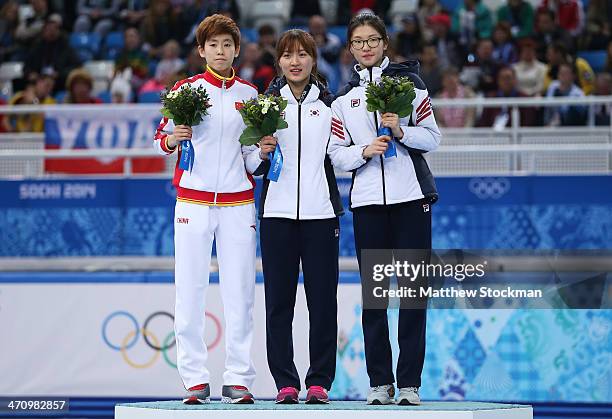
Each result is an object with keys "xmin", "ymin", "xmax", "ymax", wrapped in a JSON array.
[{"xmin": 173, "ymin": 201, "xmax": 257, "ymax": 390}]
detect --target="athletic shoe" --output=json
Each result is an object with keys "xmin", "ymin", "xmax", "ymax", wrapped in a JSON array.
[
  {"xmin": 183, "ymin": 383, "xmax": 210, "ymax": 404},
  {"xmin": 221, "ymin": 385, "xmax": 255, "ymax": 404},
  {"xmin": 276, "ymin": 387, "xmax": 299, "ymax": 404},
  {"xmin": 305, "ymin": 386, "xmax": 329, "ymax": 404},
  {"xmin": 397, "ymin": 387, "xmax": 421, "ymax": 405},
  {"xmin": 366, "ymin": 384, "xmax": 395, "ymax": 405}
]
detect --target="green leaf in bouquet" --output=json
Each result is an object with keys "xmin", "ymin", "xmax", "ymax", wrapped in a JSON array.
[
  {"xmin": 260, "ymin": 112, "xmax": 278, "ymax": 136},
  {"xmin": 277, "ymin": 118, "xmax": 288, "ymax": 130},
  {"xmin": 160, "ymin": 108, "xmax": 174, "ymax": 120},
  {"xmin": 239, "ymin": 126, "xmax": 263, "ymax": 146},
  {"xmin": 278, "ymin": 98, "xmax": 288, "ymax": 111},
  {"xmin": 387, "ymin": 95, "xmax": 412, "ymax": 118}
]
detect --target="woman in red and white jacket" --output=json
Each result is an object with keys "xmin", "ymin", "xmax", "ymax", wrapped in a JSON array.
[{"xmin": 153, "ymin": 14, "xmax": 266, "ymax": 405}]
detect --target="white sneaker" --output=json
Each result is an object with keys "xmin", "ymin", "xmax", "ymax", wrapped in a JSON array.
[
  {"xmin": 366, "ymin": 385, "xmax": 395, "ymax": 405},
  {"xmin": 397, "ymin": 387, "xmax": 421, "ymax": 405}
]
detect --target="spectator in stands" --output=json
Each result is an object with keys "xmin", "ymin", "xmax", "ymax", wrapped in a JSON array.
[
  {"xmin": 419, "ymin": 43, "xmax": 443, "ymax": 96},
  {"xmin": 0, "ymin": 1, "xmax": 21, "ymax": 62},
  {"xmin": 139, "ymin": 59, "xmax": 180, "ymax": 96},
  {"xmin": 477, "ymin": 66, "xmax": 537, "ymax": 128},
  {"xmin": 140, "ymin": 0, "xmax": 182, "ymax": 58},
  {"xmin": 496, "ymin": 0, "xmax": 534, "ymax": 38},
  {"xmin": 606, "ymin": 40, "xmax": 612, "ymax": 73},
  {"xmin": 580, "ymin": 0, "xmax": 611, "ymax": 50},
  {"xmin": 0, "ymin": 96, "xmax": 9, "ymax": 133},
  {"xmin": 114, "ymin": 26, "xmax": 150, "ymax": 93},
  {"xmin": 592, "ymin": 72, "xmax": 611, "ymax": 126},
  {"xmin": 544, "ymin": 42, "xmax": 595, "ymax": 95},
  {"xmin": 418, "ymin": 0, "xmax": 442, "ymax": 42},
  {"xmin": 180, "ymin": 0, "xmax": 241, "ymax": 47},
  {"xmin": 236, "ymin": 42, "xmax": 275, "ymax": 93},
  {"xmin": 435, "ymin": 67, "xmax": 476, "ymax": 127},
  {"xmin": 24, "ymin": 14, "xmax": 81, "ymax": 94},
  {"xmin": 309, "ymin": 15, "xmax": 342, "ymax": 64},
  {"xmin": 428, "ymin": 13, "xmax": 464, "ymax": 69},
  {"xmin": 64, "ymin": 68, "xmax": 102, "ymax": 104},
  {"xmin": 533, "ymin": 9, "xmax": 574, "ymax": 60},
  {"xmin": 74, "ymin": 0, "xmax": 120, "ymax": 37},
  {"xmin": 461, "ymin": 38, "xmax": 499, "ymax": 94},
  {"xmin": 393, "ymin": 13, "xmax": 423, "ymax": 61},
  {"xmin": 258, "ymin": 24, "xmax": 278, "ymax": 68},
  {"xmin": 537, "ymin": 0, "xmax": 584, "ymax": 36},
  {"xmin": 513, "ymin": 38, "xmax": 547, "ymax": 96},
  {"xmin": 15, "ymin": 0, "xmax": 49, "ymax": 47},
  {"xmin": 119, "ymin": 0, "xmax": 150, "ymax": 27},
  {"xmin": 338, "ymin": 45, "xmax": 355, "ymax": 88},
  {"xmin": 492, "ymin": 22, "xmax": 517, "ymax": 64},
  {"xmin": 544, "ymin": 62, "xmax": 587, "ymax": 126},
  {"xmin": 336, "ymin": 0, "xmax": 392, "ymax": 25},
  {"xmin": 291, "ymin": 0, "xmax": 321, "ymax": 25},
  {"xmin": 451, "ymin": 0, "xmax": 493, "ymax": 52},
  {"xmin": 180, "ymin": 46, "xmax": 205, "ymax": 78},
  {"xmin": 8, "ymin": 70, "xmax": 56, "ymax": 132},
  {"xmin": 110, "ymin": 69, "xmax": 132, "ymax": 103},
  {"xmin": 155, "ymin": 40, "xmax": 184, "ymax": 81}
]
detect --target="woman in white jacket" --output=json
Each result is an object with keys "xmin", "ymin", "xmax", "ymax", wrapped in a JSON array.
[
  {"xmin": 327, "ymin": 13, "xmax": 442, "ymax": 406},
  {"xmin": 245, "ymin": 29, "xmax": 343, "ymax": 405}
]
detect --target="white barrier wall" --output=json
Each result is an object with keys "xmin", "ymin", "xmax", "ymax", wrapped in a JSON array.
[{"xmin": 0, "ymin": 283, "xmax": 363, "ymax": 398}]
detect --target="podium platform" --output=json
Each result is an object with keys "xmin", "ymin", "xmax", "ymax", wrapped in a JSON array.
[{"xmin": 115, "ymin": 401, "xmax": 533, "ymax": 419}]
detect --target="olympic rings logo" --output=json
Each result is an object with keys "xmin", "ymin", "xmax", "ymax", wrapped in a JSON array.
[
  {"xmin": 102, "ymin": 310, "xmax": 222, "ymax": 369},
  {"xmin": 468, "ymin": 177, "xmax": 511, "ymax": 200}
]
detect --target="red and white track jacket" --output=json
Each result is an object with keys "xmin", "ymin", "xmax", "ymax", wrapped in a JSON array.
[{"xmin": 153, "ymin": 67, "xmax": 261, "ymax": 206}]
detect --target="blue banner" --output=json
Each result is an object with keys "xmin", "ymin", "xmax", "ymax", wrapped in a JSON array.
[{"xmin": 0, "ymin": 176, "xmax": 611, "ymax": 256}]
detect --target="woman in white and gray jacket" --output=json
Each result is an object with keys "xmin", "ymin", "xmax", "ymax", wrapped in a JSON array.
[
  {"xmin": 245, "ymin": 29, "xmax": 342, "ymax": 405},
  {"xmin": 327, "ymin": 13, "xmax": 441, "ymax": 406}
]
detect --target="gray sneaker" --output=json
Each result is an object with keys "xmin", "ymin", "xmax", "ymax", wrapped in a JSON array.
[
  {"xmin": 366, "ymin": 385, "xmax": 395, "ymax": 405},
  {"xmin": 397, "ymin": 387, "xmax": 421, "ymax": 405},
  {"xmin": 183, "ymin": 384, "xmax": 210, "ymax": 404},
  {"xmin": 221, "ymin": 385, "xmax": 255, "ymax": 404}
]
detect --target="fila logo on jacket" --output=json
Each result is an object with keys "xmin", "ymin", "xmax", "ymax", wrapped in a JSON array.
[{"xmin": 328, "ymin": 56, "xmax": 442, "ymax": 209}]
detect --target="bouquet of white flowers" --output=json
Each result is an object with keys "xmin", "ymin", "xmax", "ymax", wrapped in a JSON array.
[
  {"xmin": 238, "ymin": 94, "xmax": 289, "ymax": 181},
  {"xmin": 365, "ymin": 76, "xmax": 416, "ymax": 158},
  {"xmin": 160, "ymin": 84, "xmax": 211, "ymax": 171}
]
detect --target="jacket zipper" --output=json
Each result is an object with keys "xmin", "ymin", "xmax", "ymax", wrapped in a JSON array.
[
  {"xmin": 369, "ymin": 68, "xmax": 387, "ymax": 205},
  {"xmin": 296, "ymin": 97, "xmax": 302, "ymax": 220},
  {"xmin": 213, "ymin": 80, "xmax": 225, "ymax": 205}
]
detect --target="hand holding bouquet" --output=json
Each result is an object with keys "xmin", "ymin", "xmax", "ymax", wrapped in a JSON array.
[
  {"xmin": 365, "ymin": 76, "xmax": 416, "ymax": 158},
  {"xmin": 238, "ymin": 95, "xmax": 288, "ymax": 181},
  {"xmin": 160, "ymin": 84, "xmax": 211, "ymax": 171}
]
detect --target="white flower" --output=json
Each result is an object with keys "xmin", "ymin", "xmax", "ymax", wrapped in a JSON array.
[
  {"xmin": 166, "ymin": 90, "xmax": 179, "ymax": 99},
  {"xmin": 261, "ymin": 99, "xmax": 272, "ymax": 114}
]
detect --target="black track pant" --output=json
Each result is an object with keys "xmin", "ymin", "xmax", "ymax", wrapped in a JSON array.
[
  {"xmin": 260, "ymin": 217, "xmax": 339, "ymax": 391},
  {"xmin": 352, "ymin": 200, "xmax": 431, "ymax": 388}
]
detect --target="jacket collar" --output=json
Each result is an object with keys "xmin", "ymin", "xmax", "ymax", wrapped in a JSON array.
[
  {"xmin": 203, "ymin": 65, "xmax": 236, "ymax": 88},
  {"xmin": 355, "ymin": 56, "xmax": 390, "ymax": 86},
  {"xmin": 280, "ymin": 82, "xmax": 320, "ymax": 105}
]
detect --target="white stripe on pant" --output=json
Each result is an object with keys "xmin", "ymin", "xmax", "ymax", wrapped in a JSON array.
[{"xmin": 173, "ymin": 200, "xmax": 257, "ymax": 389}]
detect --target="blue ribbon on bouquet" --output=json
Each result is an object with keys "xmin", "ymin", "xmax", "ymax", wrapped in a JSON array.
[
  {"xmin": 179, "ymin": 140, "xmax": 195, "ymax": 172},
  {"xmin": 267, "ymin": 144, "xmax": 283, "ymax": 182},
  {"xmin": 378, "ymin": 125, "xmax": 397, "ymax": 158}
]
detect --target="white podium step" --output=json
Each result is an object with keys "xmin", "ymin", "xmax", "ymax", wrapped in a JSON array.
[{"xmin": 115, "ymin": 401, "xmax": 533, "ymax": 419}]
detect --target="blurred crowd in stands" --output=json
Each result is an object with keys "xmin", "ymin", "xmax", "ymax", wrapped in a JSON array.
[{"xmin": 0, "ymin": 0, "xmax": 611, "ymax": 132}]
